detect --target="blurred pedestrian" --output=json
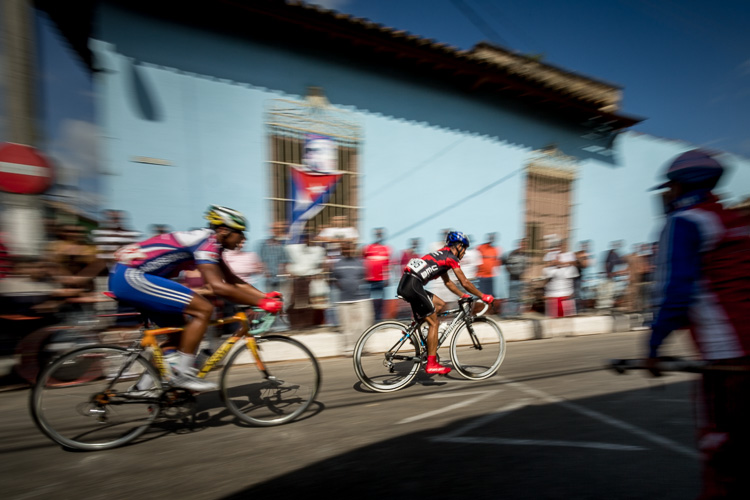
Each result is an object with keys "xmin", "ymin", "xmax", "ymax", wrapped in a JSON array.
[
  {"xmin": 459, "ymin": 235, "xmax": 482, "ymax": 291},
  {"xmin": 317, "ymin": 215, "xmax": 359, "ymax": 326},
  {"xmin": 149, "ymin": 224, "xmax": 172, "ymax": 236},
  {"xmin": 476, "ymin": 232, "xmax": 502, "ymax": 299},
  {"xmin": 399, "ymin": 237, "xmax": 421, "ymax": 267},
  {"xmin": 502, "ymin": 238, "xmax": 528, "ymax": 318},
  {"xmin": 644, "ymin": 149, "xmax": 750, "ymax": 498},
  {"xmin": 573, "ymin": 240, "xmax": 592, "ymax": 312},
  {"xmin": 286, "ymin": 229, "xmax": 327, "ymax": 327},
  {"xmin": 223, "ymin": 239, "xmax": 263, "ymax": 288},
  {"xmin": 363, "ymin": 227, "xmax": 392, "ymax": 321},
  {"xmin": 91, "ymin": 210, "xmax": 141, "ymax": 311},
  {"xmin": 543, "ymin": 252, "xmax": 578, "ymax": 318},
  {"xmin": 332, "ymin": 241, "xmax": 372, "ymax": 356},
  {"xmin": 624, "ymin": 244, "xmax": 646, "ymax": 313},
  {"xmin": 640, "ymin": 242, "xmax": 657, "ymax": 314},
  {"xmin": 597, "ymin": 240, "xmax": 624, "ymax": 311}
]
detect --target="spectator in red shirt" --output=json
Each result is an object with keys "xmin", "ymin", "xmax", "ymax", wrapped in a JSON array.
[
  {"xmin": 476, "ymin": 232, "xmax": 502, "ymax": 297},
  {"xmin": 363, "ymin": 227, "xmax": 392, "ymax": 321},
  {"xmin": 399, "ymin": 237, "xmax": 421, "ymax": 267}
]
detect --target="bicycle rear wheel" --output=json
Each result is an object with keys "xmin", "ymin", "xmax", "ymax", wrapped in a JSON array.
[
  {"xmin": 220, "ymin": 335, "xmax": 320, "ymax": 426},
  {"xmin": 353, "ymin": 321, "xmax": 421, "ymax": 392},
  {"xmin": 30, "ymin": 345, "xmax": 162, "ymax": 450},
  {"xmin": 450, "ymin": 317, "xmax": 506, "ymax": 380}
]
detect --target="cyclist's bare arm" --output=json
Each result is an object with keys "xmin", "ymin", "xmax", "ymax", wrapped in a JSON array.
[
  {"xmin": 450, "ymin": 267, "xmax": 485, "ymax": 298},
  {"xmin": 441, "ymin": 273, "xmax": 464, "ymax": 298},
  {"xmin": 197, "ymin": 262, "xmax": 266, "ymax": 306}
]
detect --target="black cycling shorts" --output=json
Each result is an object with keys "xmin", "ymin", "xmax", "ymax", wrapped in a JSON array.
[{"xmin": 397, "ymin": 272, "xmax": 435, "ymax": 320}]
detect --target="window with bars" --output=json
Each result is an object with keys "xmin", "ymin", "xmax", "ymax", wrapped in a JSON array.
[{"xmin": 266, "ymin": 89, "xmax": 362, "ymax": 237}]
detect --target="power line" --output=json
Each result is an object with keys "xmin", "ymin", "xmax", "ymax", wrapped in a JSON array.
[
  {"xmin": 450, "ymin": 0, "xmax": 510, "ymax": 46},
  {"xmin": 368, "ymin": 136, "xmax": 467, "ymax": 202},
  {"xmin": 389, "ymin": 167, "xmax": 522, "ymax": 241}
]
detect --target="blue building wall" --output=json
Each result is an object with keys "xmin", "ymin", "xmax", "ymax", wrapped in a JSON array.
[{"xmin": 89, "ymin": 4, "xmax": 750, "ymax": 298}]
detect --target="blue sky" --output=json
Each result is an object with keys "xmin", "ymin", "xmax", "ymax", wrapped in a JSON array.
[{"xmin": 308, "ymin": 0, "xmax": 750, "ymax": 158}]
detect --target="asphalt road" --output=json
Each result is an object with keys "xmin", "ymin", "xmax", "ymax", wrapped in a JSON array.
[{"xmin": 1, "ymin": 330, "xmax": 701, "ymax": 500}]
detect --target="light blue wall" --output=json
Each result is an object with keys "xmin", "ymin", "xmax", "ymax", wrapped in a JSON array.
[
  {"xmin": 89, "ymin": 7, "xmax": 597, "ymax": 247},
  {"xmin": 90, "ymin": 4, "xmax": 750, "ymax": 299}
]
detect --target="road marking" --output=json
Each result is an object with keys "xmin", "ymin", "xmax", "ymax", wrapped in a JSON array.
[
  {"xmin": 423, "ymin": 390, "xmax": 500, "ymax": 399},
  {"xmin": 397, "ymin": 390, "xmax": 501, "ymax": 425},
  {"xmin": 498, "ymin": 377, "xmax": 699, "ymax": 459},
  {"xmin": 435, "ymin": 399, "xmax": 531, "ymax": 439},
  {"xmin": 431, "ymin": 399, "xmax": 646, "ymax": 451},
  {"xmin": 435, "ymin": 436, "xmax": 646, "ymax": 451}
]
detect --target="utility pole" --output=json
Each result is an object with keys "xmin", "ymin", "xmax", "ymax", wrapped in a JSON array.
[{"xmin": 1, "ymin": 0, "xmax": 46, "ymax": 256}]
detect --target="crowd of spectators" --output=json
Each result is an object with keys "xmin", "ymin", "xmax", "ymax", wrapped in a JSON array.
[{"xmin": 0, "ymin": 211, "xmax": 664, "ymax": 359}]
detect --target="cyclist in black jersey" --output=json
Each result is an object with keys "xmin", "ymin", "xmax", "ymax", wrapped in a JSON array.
[{"xmin": 397, "ymin": 231, "xmax": 494, "ymax": 374}]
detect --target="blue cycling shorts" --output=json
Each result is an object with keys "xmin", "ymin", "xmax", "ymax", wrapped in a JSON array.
[{"xmin": 109, "ymin": 264, "xmax": 194, "ymax": 315}]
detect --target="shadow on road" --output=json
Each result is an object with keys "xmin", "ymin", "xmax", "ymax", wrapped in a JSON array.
[{"xmin": 221, "ymin": 380, "xmax": 700, "ymax": 500}]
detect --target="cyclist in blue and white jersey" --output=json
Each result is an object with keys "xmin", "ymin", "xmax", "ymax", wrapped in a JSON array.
[{"xmin": 109, "ymin": 205, "xmax": 283, "ymax": 391}]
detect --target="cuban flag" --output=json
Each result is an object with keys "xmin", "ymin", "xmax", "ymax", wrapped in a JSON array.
[{"xmin": 288, "ymin": 134, "xmax": 342, "ymax": 242}]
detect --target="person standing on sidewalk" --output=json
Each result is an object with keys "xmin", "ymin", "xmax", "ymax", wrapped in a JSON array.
[
  {"xmin": 644, "ymin": 149, "xmax": 750, "ymax": 499},
  {"xmin": 258, "ymin": 221, "xmax": 290, "ymax": 330},
  {"xmin": 476, "ymin": 232, "xmax": 502, "ymax": 313},
  {"xmin": 332, "ymin": 241, "xmax": 372, "ymax": 356},
  {"xmin": 573, "ymin": 240, "xmax": 592, "ymax": 313},
  {"xmin": 502, "ymin": 238, "xmax": 528, "ymax": 318},
  {"xmin": 363, "ymin": 227, "xmax": 392, "ymax": 321}
]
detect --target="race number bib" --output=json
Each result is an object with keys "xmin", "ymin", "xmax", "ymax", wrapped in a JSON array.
[{"xmin": 406, "ymin": 258, "xmax": 427, "ymax": 274}]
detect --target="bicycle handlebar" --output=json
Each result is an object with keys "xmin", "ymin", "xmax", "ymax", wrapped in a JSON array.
[{"xmin": 458, "ymin": 296, "xmax": 489, "ymax": 317}]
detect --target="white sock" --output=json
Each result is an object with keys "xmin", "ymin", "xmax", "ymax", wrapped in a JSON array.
[
  {"xmin": 165, "ymin": 352, "xmax": 180, "ymax": 376},
  {"xmin": 177, "ymin": 351, "xmax": 196, "ymax": 373}
]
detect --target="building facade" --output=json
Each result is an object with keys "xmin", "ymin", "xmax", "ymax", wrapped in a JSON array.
[{"xmin": 39, "ymin": 0, "xmax": 750, "ymax": 298}]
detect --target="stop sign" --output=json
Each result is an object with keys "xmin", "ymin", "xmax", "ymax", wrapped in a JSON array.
[{"xmin": 0, "ymin": 143, "xmax": 53, "ymax": 194}]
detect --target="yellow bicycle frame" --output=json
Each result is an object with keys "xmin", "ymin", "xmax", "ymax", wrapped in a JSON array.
[{"xmin": 139, "ymin": 310, "xmax": 268, "ymax": 380}]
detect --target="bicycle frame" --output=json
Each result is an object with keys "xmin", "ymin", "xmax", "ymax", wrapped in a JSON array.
[
  {"xmin": 131, "ymin": 309, "xmax": 277, "ymax": 381},
  {"xmin": 406, "ymin": 298, "xmax": 485, "ymax": 351}
]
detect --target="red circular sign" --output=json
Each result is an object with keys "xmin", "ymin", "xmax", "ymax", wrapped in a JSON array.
[{"xmin": 0, "ymin": 143, "xmax": 53, "ymax": 194}]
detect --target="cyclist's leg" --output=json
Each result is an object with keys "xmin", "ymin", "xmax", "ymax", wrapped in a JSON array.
[
  {"xmin": 397, "ymin": 273, "xmax": 449, "ymax": 374},
  {"xmin": 179, "ymin": 295, "xmax": 214, "ymax": 355},
  {"xmin": 109, "ymin": 265, "xmax": 216, "ymax": 391}
]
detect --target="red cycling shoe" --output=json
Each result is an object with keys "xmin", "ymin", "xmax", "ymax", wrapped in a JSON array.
[{"xmin": 425, "ymin": 356, "xmax": 451, "ymax": 375}]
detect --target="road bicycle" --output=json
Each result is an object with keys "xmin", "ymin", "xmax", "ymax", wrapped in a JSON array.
[
  {"xmin": 30, "ymin": 307, "xmax": 321, "ymax": 451},
  {"xmin": 353, "ymin": 296, "xmax": 505, "ymax": 392}
]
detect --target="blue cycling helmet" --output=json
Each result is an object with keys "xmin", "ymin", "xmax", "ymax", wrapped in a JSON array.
[{"xmin": 446, "ymin": 231, "xmax": 470, "ymax": 248}]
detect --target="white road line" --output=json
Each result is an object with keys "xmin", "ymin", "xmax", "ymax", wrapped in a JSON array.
[
  {"xmin": 434, "ymin": 436, "xmax": 646, "ymax": 451},
  {"xmin": 397, "ymin": 390, "xmax": 501, "ymax": 425},
  {"xmin": 434, "ymin": 399, "xmax": 531, "ymax": 440},
  {"xmin": 423, "ymin": 390, "xmax": 501, "ymax": 399},
  {"xmin": 498, "ymin": 376, "xmax": 700, "ymax": 459}
]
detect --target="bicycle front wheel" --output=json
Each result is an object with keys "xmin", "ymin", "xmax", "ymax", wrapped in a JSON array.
[
  {"xmin": 30, "ymin": 346, "xmax": 162, "ymax": 451},
  {"xmin": 450, "ymin": 317, "xmax": 506, "ymax": 380},
  {"xmin": 220, "ymin": 335, "xmax": 320, "ymax": 427},
  {"xmin": 353, "ymin": 321, "xmax": 421, "ymax": 392}
]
